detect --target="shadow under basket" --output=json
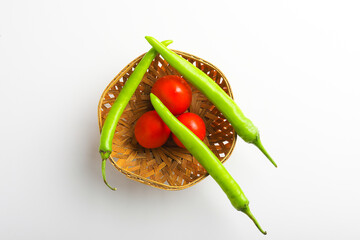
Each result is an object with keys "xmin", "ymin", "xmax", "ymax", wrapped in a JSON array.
[{"xmin": 98, "ymin": 50, "xmax": 237, "ymax": 190}]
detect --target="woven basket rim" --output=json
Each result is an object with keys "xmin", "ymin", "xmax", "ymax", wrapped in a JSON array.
[{"xmin": 98, "ymin": 50, "xmax": 237, "ymax": 190}]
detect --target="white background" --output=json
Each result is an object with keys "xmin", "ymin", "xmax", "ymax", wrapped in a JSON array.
[{"xmin": 1, "ymin": 0, "xmax": 360, "ymax": 239}]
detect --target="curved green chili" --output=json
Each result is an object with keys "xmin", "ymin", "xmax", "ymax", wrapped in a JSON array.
[
  {"xmin": 150, "ymin": 93, "xmax": 266, "ymax": 234},
  {"xmin": 99, "ymin": 40, "xmax": 173, "ymax": 190},
  {"xmin": 145, "ymin": 36, "xmax": 277, "ymax": 168}
]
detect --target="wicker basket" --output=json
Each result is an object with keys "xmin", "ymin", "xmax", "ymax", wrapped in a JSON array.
[{"xmin": 98, "ymin": 50, "xmax": 237, "ymax": 190}]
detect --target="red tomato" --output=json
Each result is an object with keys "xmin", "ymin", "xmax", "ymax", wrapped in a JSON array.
[
  {"xmin": 151, "ymin": 75, "xmax": 192, "ymax": 115},
  {"xmin": 134, "ymin": 111, "xmax": 170, "ymax": 148},
  {"xmin": 172, "ymin": 112, "xmax": 206, "ymax": 148}
]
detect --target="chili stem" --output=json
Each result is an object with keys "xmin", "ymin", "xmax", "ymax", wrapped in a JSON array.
[
  {"xmin": 243, "ymin": 208, "xmax": 267, "ymax": 235},
  {"xmin": 254, "ymin": 136, "xmax": 277, "ymax": 168},
  {"xmin": 102, "ymin": 159, "xmax": 116, "ymax": 191}
]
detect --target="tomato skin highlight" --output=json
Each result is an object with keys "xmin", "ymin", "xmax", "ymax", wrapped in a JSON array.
[
  {"xmin": 134, "ymin": 111, "xmax": 170, "ymax": 148},
  {"xmin": 151, "ymin": 75, "xmax": 192, "ymax": 115},
  {"xmin": 172, "ymin": 112, "xmax": 206, "ymax": 148}
]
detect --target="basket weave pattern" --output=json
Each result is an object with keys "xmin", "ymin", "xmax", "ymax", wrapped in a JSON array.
[{"xmin": 98, "ymin": 50, "xmax": 236, "ymax": 190}]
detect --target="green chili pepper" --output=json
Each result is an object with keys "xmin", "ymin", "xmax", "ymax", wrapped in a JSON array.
[
  {"xmin": 99, "ymin": 40, "xmax": 173, "ymax": 190},
  {"xmin": 145, "ymin": 36, "xmax": 277, "ymax": 168},
  {"xmin": 150, "ymin": 93, "xmax": 267, "ymax": 235}
]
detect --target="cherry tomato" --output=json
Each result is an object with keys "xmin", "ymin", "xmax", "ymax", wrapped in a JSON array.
[
  {"xmin": 172, "ymin": 112, "xmax": 206, "ymax": 148},
  {"xmin": 134, "ymin": 110, "xmax": 170, "ymax": 148},
  {"xmin": 151, "ymin": 75, "xmax": 192, "ymax": 115}
]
